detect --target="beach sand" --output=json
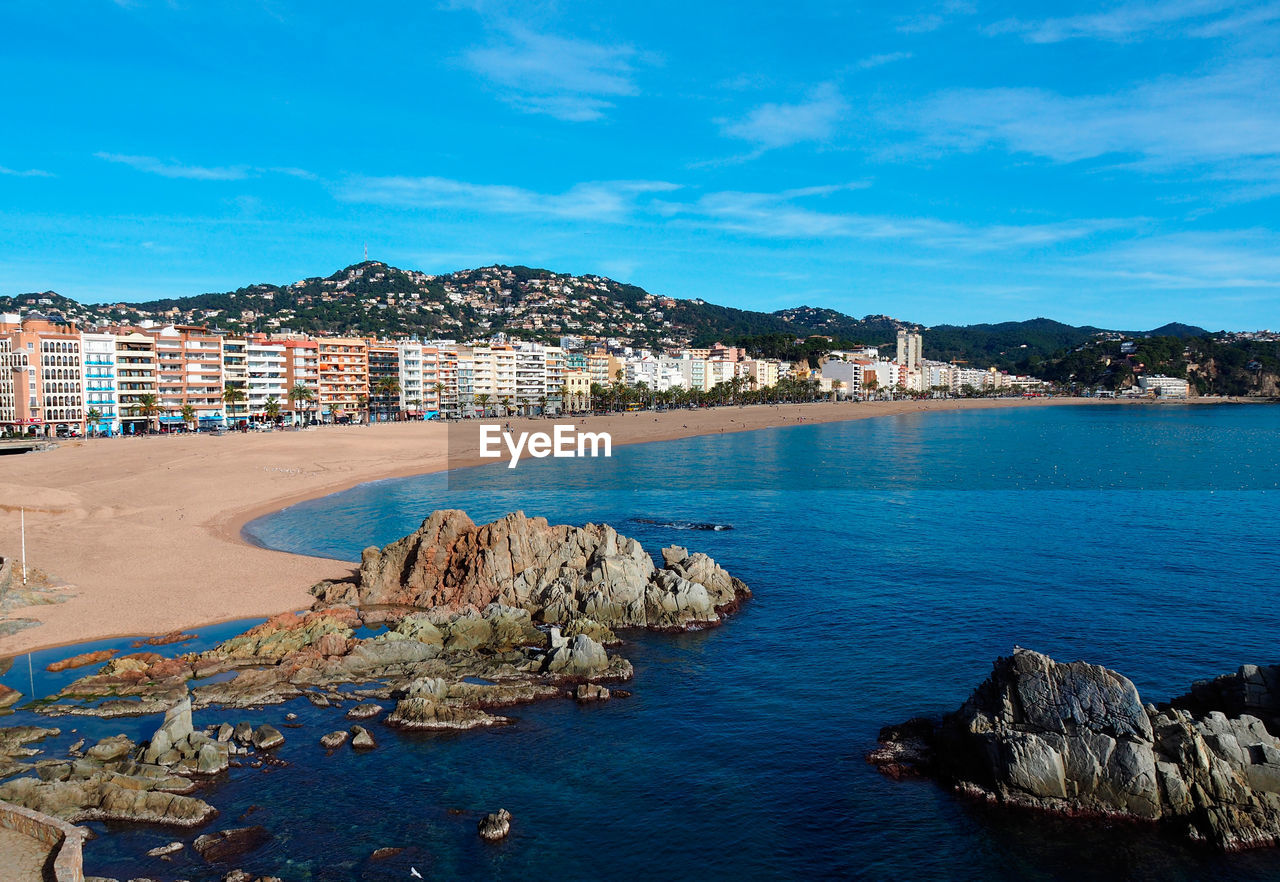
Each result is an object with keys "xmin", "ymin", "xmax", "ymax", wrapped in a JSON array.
[{"xmin": 0, "ymin": 397, "xmax": 1137, "ymax": 656}]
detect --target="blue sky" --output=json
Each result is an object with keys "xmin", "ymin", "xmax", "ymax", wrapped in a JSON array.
[{"xmin": 2, "ymin": 0, "xmax": 1279, "ymax": 330}]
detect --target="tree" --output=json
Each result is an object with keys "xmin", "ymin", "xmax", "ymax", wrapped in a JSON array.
[
  {"xmin": 355, "ymin": 394, "xmax": 369, "ymax": 423},
  {"xmin": 288, "ymin": 383, "xmax": 315, "ymax": 425},
  {"xmin": 264, "ymin": 396, "xmax": 282, "ymax": 424},
  {"xmin": 432, "ymin": 383, "xmax": 445, "ymax": 414},
  {"xmin": 375, "ymin": 377, "xmax": 400, "ymax": 421},
  {"xmin": 862, "ymin": 375, "xmax": 879, "ymax": 399},
  {"xmin": 180, "ymin": 404, "xmax": 196, "ymax": 430},
  {"xmin": 476, "ymin": 393, "xmax": 491, "ymax": 418},
  {"xmin": 134, "ymin": 393, "xmax": 161, "ymax": 434},
  {"xmin": 86, "ymin": 407, "xmax": 103, "ymax": 436},
  {"xmin": 222, "ymin": 384, "xmax": 247, "ymax": 425},
  {"xmin": 831, "ymin": 379, "xmax": 843, "ymax": 401}
]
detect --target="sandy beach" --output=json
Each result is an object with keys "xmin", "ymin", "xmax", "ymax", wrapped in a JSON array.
[{"xmin": 0, "ymin": 396, "xmax": 1149, "ymax": 656}]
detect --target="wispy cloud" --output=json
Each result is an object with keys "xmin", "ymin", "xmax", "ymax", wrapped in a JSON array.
[
  {"xmin": 0, "ymin": 166, "xmax": 54, "ymax": 178},
  {"xmin": 1086, "ymin": 230, "xmax": 1280, "ymax": 291},
  {"xmin": 987, "ymin": 0, "xmax": 1278, "ymax": 43},
  {"xmin": 95, "ymin": 153, "xmax": 315, "ymax": 181},
  {"xmin": 895, "ymin": 1, "xmax": 977, "ymax": 33},
  {"xmin": 898, "ymin": 60, "xmax": 1280, "ymax": 195},
  {"xmin": 857, "ymin": 51, "xmax": 915, "ymax": 69},
  {"xmin": 719, "ymin": 83, "xmax": 849, "ymax": 152},
  {"xmin": 337, "ymin": 175, "xmax": 678, "ymax": 222},
  {"xmin": 661, "ymin": 186, "xmax": 1125, "ymax": 251},
  {"xmin": 462, "ymin": 24, "xmax": 645, "ymax": 122}
]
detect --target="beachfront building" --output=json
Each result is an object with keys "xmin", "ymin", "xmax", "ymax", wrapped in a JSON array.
[
  {"xmin": 562, "ymin": 369, "xmax": 591, "ymax": 412},
  {"xmin": 0, "ymin": 313, "xmax": 86, "ymax": 437},
  {"xmin": 514, "ymin": 344, "xmax": 546, "ymax": 415},
  {"xmin": 245, "ymin": 336, "xmax": 287, "ymax": 419},
  {"xmin": 221, "ymin": 336, "xmax": 249, "ymax": 426},
  {"xmin": 397, "ymin": 342, "xmax": 425, "ymax": 418},
  {"xmin": 368, "ymin": 342, "xmax": 401, "ymax": 421},
  {"xmin": 316, "ymin": 337, "xmax": 368, "ymax": 421},
  {"xmin": 896, "ymin": 330, "xmax": 923, "ymax": 372},
  {"xmin": 281, "ymin": 338, "xmax": 320, "ymax": 424},
  {"xmin": 115, "ymin": 332, "xmax": 158, "ymax": 434},
  {"xmin": 1138, "ymin": 374, "xmax": 1190, "ymax": 398},
  {"xmin": 81, "ymin": 332, "xmax": 121, "ymax": 436},
  {"xmin": 544, "ymin": 345, "xmax": 565, "ymax": 414},
  {"xmin": 425, "ymin": 343, "xmax": 458, "ymax": 417},
  {"xmin": 147, "ymin": 324, "xmax": 225, "ymax": 430}
]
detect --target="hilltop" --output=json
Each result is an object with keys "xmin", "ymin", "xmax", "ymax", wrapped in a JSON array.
[{"xmin": 0, "ymin": 261, "xmax": 1226, "ymax": 373}]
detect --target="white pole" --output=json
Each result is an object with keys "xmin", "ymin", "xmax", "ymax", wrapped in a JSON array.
[
  {"xmin": 27, "ymin": 653, "xmax": 34, "ymax": 699},
  {"xmin": 20, "ymin": 506, "xmax": 27, "ymax": 586}
]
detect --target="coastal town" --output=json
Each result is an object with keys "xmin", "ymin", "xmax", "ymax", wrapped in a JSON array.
[{"xmin": 1, "ymin": 306, "xmax": 1062, "ymax": 438}]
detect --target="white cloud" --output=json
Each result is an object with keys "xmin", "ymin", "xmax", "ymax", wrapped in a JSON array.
[
  {"xmin": 662, "ymin": 187, "xmax": 1124, "ymax": 251},
  {"xmin": 95, "ymin": 153, "xmax": 315, "ymax": 182},
  {"xmin": 899, "ymin": 61, "xmax": 1280, "ymax": 193},
  {"xmin": 1081, "ymin": 230, "xmax": 1280, "ymax": 292},
  {"xmin": 988, "ymin": 0, "xmax": 1278, "ymax": 43},
  {"xmin": 720, "ymin": 83, "xmax": 849, "ymax": 151},
  {"xmin": 462, "ymin": 25, "xmax": 644, "ymax": 122},
  {"xmin": 857, "ymin": 51, "xmax": 915, "ymax": 69},
  {"xmin": 337, "ymin": 175, "xmax": 678, "ymax": 222},
  {"xmin": 0, "ymin": 166, "xmax": 54, "ymax": 178}
]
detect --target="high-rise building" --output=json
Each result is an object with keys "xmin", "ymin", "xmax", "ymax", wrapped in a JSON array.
[
  {"xmin": 146, "ymin": 324, "xmax": 225, "ymax": 428},
  {"xmin": 81, "ymin": 332, "xmax": 121, "ymax": 435},
  {"xmin": 115, "ymin": 332, "xmax": 158, "ymax": 434},
  {"xmin": 281, "ymin": 338, "xmax": 320, "ymax": 423},
  {"xmin": 368, "ymin": 342, "xmax": 401, "ymax": 421},
  {"xmin": 896, "ymin": 330, "xmax": 923, "ymax": 371},
  {"xmin": 245, "ymin": 335, "xmax": 287, "ymax": 417}
]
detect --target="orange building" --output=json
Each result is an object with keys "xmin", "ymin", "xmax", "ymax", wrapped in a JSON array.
[
  {"xmin": 0, "ymin": 312, "xmax": 85, "ymax": 437},
  {"xmin": 316, "ymin": 337, "xmax": 368, "ymax": 421}
]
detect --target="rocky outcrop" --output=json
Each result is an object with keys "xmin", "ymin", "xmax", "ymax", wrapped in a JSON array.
[
  {"xmin": 478, "ymin": 808, "xmax": 512, "ymax": 841},
  {"xmin": 193, "ymin": 825, "xmax": 270, "ymax": 862},
  {"xmin": 870, "ymin": 648, "xmax": 1280, "ymax": 850},
  {"xmin": 312, "ymin": 510, "xmax": 750, "ymax": 632}
]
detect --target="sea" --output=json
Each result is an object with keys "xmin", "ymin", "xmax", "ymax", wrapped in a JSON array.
[{"xmin": 4, "ymin": 403, "xmax": 1280, "ymax": 881}]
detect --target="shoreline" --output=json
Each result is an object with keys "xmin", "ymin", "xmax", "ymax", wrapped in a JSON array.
[{"xmin": 0, "ymin": 396, "xmax": 1254, "ymax": 658}]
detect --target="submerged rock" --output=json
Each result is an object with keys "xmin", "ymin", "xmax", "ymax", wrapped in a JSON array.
[
  {"xmin": 871, "ymin": 647, "xmax": 1280, "ymax": 851},
  {"xmin": 350, "ymin": 725, "xmax": 377, "ymax": 750},
  {"xmin": 320, "ymin": 730, "xmax": 349, "ymax": 750},
  {"xmin": 193, "ymin": 825, "xmax": 271, "ymax": 862}
]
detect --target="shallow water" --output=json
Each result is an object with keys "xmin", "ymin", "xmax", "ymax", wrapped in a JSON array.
[{"xmin": 5, "ymin": 404, "xmax": 1280, "ymax": 880}]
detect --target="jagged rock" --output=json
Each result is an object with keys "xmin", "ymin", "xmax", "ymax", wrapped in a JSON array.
[
  {"xmin": 346, "ymin": 702, "xmax": 383, "ymax": 721},
  {"xmin": 320, "ymin": 730, "xmax": 349, "ymax": 749},
  {"xmin": 575, "ymin": 684, "xmax": 611, "ymax": 701},
  {"xmin": 216, "ymin": 723, "xmax": 234, "ymax": 743},
  {"xmin": 215, "ymin": 610, "xmax": 356, "ymax": 661},
  {"xmin": 0, "ymin": 773, "xmax": 216, "ymax": 826},
  {"xmin": 370, "ymin": 846, "xmax": 403, "ymax": 860},
  {"xmin": 544, "ymin": 634, "xmax": 608, "ymax": 678},
  {"xmin": 0, "ymin": 685, "xmax": 20, "ymax": 709},
  {"xmin": 385, "ymin": 697, "xmax": 507, "ymax": 730},
  {"xmin": 314, "ymin": 510, "xmax": 750, "ymax": 631},
  {"xmin": 193, "ymin": 825, "xmax": 270, "ymax": 862},
  {"xmin": 145, "ymin": 841, "xmax": 183, "ymax": 857},
  {"xmin": 47, "ymin": 649, "xmax": 118, "ymax": 672},
  {"xmin": 251, "ymin": 725, "xmax": 284, "ymax": 750},
  {"xmin": 478, "ymin": 808, "xmax": 512, "ymax": 841},
  {"xmin": 232, "ymin": 723, "xmax": 254, "ymax": 745},
  {"xmin": 350, "ymin": 725, "xmax": 377, "ymax": 749},
  {"xmin": 86, "ymin": 735, "xmax": 135, "ymax": 763},
  {"xmin": 871, "ymin": 647, "xmax": 1280, "ymax": 851}
]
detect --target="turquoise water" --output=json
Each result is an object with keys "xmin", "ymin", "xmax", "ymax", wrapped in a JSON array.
[{"xmin": 5, "ymin": 404, "xmax": 1280, "ymax": 880}]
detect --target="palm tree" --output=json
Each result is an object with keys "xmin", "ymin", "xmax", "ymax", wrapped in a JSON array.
[
  {"xmin": 375, "ymin": 377, "xmax": 400, "ymax": 421},
  {"xmin": 222, "ymin": 384, "xmax": 247, "ymax": 426},
  {"xmin": 355, "ymin": 394, "xmax": 369, "ymax": 424},
  {"xmin": 499, "ymin": 395, "xmax": 513, "ymax": 418},
  {"xmin": 134, "ymin": 393, "xmax": 161, "ymax": 434},
  {"xmin": 476, "ymin": 393, "xmax": 491, "ymax": 418},
  {"xmin": 264, "ymin": 396, "xmax": 282, "ymax": 424},
  {"xmin": 288, "ymin": 383, "xmax": 315, "ymax": 425},
  {"xmin": 831, "ymin": 380, "xmax": 843, "ymax": 401},
  {"xmin": 180, "ymin": 403, "xmax": 196, "ymax": 430},
  {"xmin": 86, "ymin": 407, "xmax": 103, "ymax": 437},
  {"xmin": 862, "ymin": 375, "xmax": 879, "ymax": 400},
  {"xmin": 432, "ymin": 382, "xmax": 445, "ymax": 415}
]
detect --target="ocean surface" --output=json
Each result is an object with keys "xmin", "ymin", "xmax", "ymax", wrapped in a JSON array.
[{"xmin": 5, "ymin": 403, "xmax": 1280, "ymax": 881}]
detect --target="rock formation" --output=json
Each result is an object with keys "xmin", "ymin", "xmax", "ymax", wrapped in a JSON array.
[
  {"xmin": 478, "ymin": 808, "xmax": 512, "ymax": 841},
  {"xmin": 311, "ymin": 510, "xmax": 750, "ymax": 632},
  {"xmin": 870, "ymin": 648, "xmax": 1280, "ymax": 850}
]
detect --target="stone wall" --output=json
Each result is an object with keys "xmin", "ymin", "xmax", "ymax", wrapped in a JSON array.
[{"xmin": 0, "ymin": 799, "xmax": 85, "ymax": 882}]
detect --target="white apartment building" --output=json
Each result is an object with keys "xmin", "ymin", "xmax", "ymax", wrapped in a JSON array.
[
  {"xmin": 397, "ymin": 342, "xmax": 425, "ymax": 415},
  {"xmin": 246, "ymin": 339, "xmax": 287, "ymax": 413},
  {"xmin": 1138, "ymin": 374, "xmax": 1190, "ymax": 397},
  {"xmin": 81, "ymin": 332, "xmax": 121, "ymax": 435}
]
